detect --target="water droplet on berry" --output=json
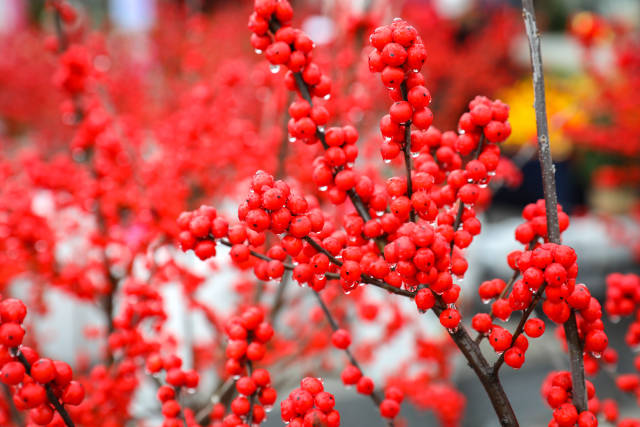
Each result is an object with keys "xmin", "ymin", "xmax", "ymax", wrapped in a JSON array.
[
  {"xmin": 488, "ymin": 171, "xmax": 496, "ymax": 177},
  {"xmin": 264, "ymin": 405, "xmax": 273, "ymax": 413},
  {"xmin": 610, "ymin": 315, "xmax": 621, "ymax": 324},
  {"xmin": 393, "ymin": 17, "xmax": 402, "ymax": 22},
  {"xmin": 317, "ymin": 125, "xmax": 325, "ymax": 132},
  {"xmin": 376, "ymin": 211, "xmax": 384, "ymax": 217},
  {"xmin": 319, "ymin": 186, "xmax": 328, "ymax": 192},
  {"xmin": 447, "ymin": 327, "xmax": 459, "ymax": 334},
  {"xmin": 482, "ymin": 298, "xmax": 491, "ymax": 305},
  {"xmin": 269, "ymin": 64, "xmax": 280, "ymax": 73},
  {"xmin": 412, "ymin": 68, "xmax": 420, "ymax": 73},
  {"xmin": 592, "ymin": 352, "xmax": 602, "ymax": 359},
  {"xmin": 323, "ymin": 94, "xmax": 331, "ymax": 100},
  {"xmin": 411, "ymin": 151, "xmax": 420, "ymax": 158},
  {"xmin": 383, "ymin": 159, "xmax": 392, "ymax": 164},
  {"xmin": 254, "ymin": 49, "xmax": 263, "ymax": 54},
  {"xmin": 288, "ymin": 136, "xmax": 297, "ymax": 142}
]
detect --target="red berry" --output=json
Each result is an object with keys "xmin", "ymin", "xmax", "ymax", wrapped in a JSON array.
[{"xmin": 331, "ymin": 329, "xmax": 351, "ymax": 349}]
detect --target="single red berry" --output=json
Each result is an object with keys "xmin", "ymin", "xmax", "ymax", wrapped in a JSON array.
[{"xmin": 331, "ymin": 329, "xmax": 351, "ymax": 350}]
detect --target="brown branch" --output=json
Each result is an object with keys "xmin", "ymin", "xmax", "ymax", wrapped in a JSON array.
[
  {"xmin": 520, "ymin": 0, "xmax": 587, "ymax": 412},
  {"xmin": 311, "ymin": 291, "xmax": 393, "ymax": 426},
  {"xmin": 399, "ymin": 82, "xmax": 416, "ymax": 222},
  {"xmin": 14, "ymin": 350, "xmax": 75, "ymax": 427},
  {"xmin": 53, "ymin": 8, "xmax": 68, "ymax": 52},
  {"xmin": 431, "ymin": 297, "xmax": 518, "ymax": 426},
  {"xmin": 2, "ymin": 384, "xmax": 25, "ymax": 427}
]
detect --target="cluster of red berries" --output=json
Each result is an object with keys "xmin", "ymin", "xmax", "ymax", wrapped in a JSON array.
[
  {"xmin": 280, "ymin": 377, "xmax": 340, "ymax": 427},
  {"xmin": 514, "ymin": 200, "xmax": 570, "ymax": 245},
  {"xmin": 471, "ymin": 205, "xmax": 608, "ymax": 369},
  {"xmin": 249, "ymin": 0, "xmax": 332, "ymax": 118},
  {"xmin": 367, "ymin": 19, "xmax": 431, "ymax": 161},
  {"xmin": 541, "ymin": 371, "xmax": 598, "ymax": 427},
  {"xmin": 108, "ymin": 278, "xmax": 168, "ymax": 356},
  {"xmin": 220, "ymin": 306, "xmax": 276, "ymax": 426},
  {"xmin": 605, "ymin": 272, "xmax": 640, "ymax": 351},
  {"xmin": 605, "ymin": 273, "xmax": 640, "ymax": 319},
  {"xmin": 0, "ymin": 298, "xmax": 84, "ymax": 425},
  {"xmin": 146, "ymin": 353, "xmax": 199, "ymax": 426}
]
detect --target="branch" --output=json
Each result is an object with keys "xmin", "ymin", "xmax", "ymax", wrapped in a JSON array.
[
  {"xmin": 246, "ymin": 360, "xmax": 255, "ymax": 425},
  {"xmin": 399, "ymin": 82, "xmax": 415, "ymax": 222},
  {"xmin": 430, "ymin": 297, "xmax": 518, "ymax": 426},
  {"xmin": 311, "ymin": 291, "xmax": 392, "ymax": 426},
  {"xmin": 14, "ymin": 350, "xmax": 75, "ymax": 427},
  {"xmin": 450, "ymin": 135, "xmax": 485, "ymax": 256},
  {"xmin": 520, "ymin": 0, "xmax": 587, "ymax": 411},
  {"xmin": 2, "ymin": 384, "xmax": 25, "ymax": 427}
]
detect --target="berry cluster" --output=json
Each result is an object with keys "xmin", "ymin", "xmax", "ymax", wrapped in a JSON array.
[
  {"xmin": 541, "ymin": 371, "xmax": 598, "ymax": 427},
  {"xmin": 605, "ymin": 273, "xmax": 640, "ymax": 320},
  {"xmin": 471, "ymin": 203, "xmax": 608, "ymax": 370},
  {"xmin": 146, "ymin": 354, "xmax": 199, "ymax": 427},
  {"xmin": 221, "ymin": 306, "xmax": 277, "ymax": 426},
  {"xmin": 514, "ymin": 200, "xmax": 570, "ymax": 245},
  {"xmin": 0, "ymin": 298, "xmax": 84, "ymax": 425},
  {"xmin": 280, "ymin": 377, "xmax": 340, "ymax": 427},
  {"xmin": 367, "ymin": 19, "xmax": 431, "ymax": 161}
]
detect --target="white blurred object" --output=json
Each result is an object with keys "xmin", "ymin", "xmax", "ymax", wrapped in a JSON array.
[
  {"xmin": 302, "ymin": 15, "xmax": 335, "ymax": 46},
  {"xmin": 0, "ymin": 0, "xmax": 24, "ymax": 34},
  {"xmin": 434, "ymin": 0, "xmax": 472, "ymax": 19},
  {"xmin": 109, "ymin": 0, "xmax": 156, "ymax": 32}
]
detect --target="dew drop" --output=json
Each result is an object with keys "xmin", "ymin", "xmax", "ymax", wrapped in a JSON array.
[
  {"xmin": 254, "ymin": 49, "xmax": 263, "ymax": 54},
  {"xmin": 317, "ymin": 125, "xmax": 325, "ymax": 132},
  {"xmin": 269, "ymin": 64, "xmax": 280, "ymax": 73},
  {"xmin": 411, "ymin": 151, "xmax": 420, "ymax": 158},
  {"xmin": 288, "ymin": 136, "xmax": 297, "ymax": 143},
  {"xmin": 482, "ymin": 298, "xmax": 491, "ymax": 305},
  {"xmin": 319, "ymin": 186, "xmax": 328, "ymax": 191},
  {"xmin": 264, "ymin": 405, "xmax": 273, "ymax": 413},
  {"xmin": 592, "ymin": 352, "xmax": 602, "ymax": 359},
  {"xmin": 376, "ymin": 210, "xmax": 384, "ymax": 217},
  {"xmin": 323, "ymin": 94, "xmax": 331, "ymax": 100},
  {"xmin": 447, "ymin": 327, "xmax": 459, "ymax": 334},
  {"xmin": 383, "ymin": 159, "xmax": 392, "ymax": 164}
]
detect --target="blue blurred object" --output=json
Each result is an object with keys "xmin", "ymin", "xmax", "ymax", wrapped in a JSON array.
[
  {"xmin": 109, "ymin": 0, "xmax": 156, "ymax": 32},
  {"xmin": 494, "ymin": 158, "xmax": 585, "ymax": 213}
]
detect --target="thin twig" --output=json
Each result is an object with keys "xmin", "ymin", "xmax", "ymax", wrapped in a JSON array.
[
  {"xmin": 311, "ymin": 291, "xmax": 391, "ymax": 425},
  {"xmin": 399, "ymin": 82, "xmax": 416, "ymax": 222},
  {"xmin": 2, "ymin": 384, "xmax": 25, "ymax": 427},
  {"xmin": 14, "ymin": 350, "xmax": 75, "ymax": 427},
  {"xmin": 520, "ymin": 0, "xmax": 587, "ymax": 412}
]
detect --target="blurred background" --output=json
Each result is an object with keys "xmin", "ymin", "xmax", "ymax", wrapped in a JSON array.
[{"xmin": 1, "ymin": 0, "xmax": 639, "ymax": 426}]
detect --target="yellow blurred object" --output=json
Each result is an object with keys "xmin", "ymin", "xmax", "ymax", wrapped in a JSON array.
[{"xmin": 499, "ymin": 78, "xmax": 591, "ymax": 161}]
